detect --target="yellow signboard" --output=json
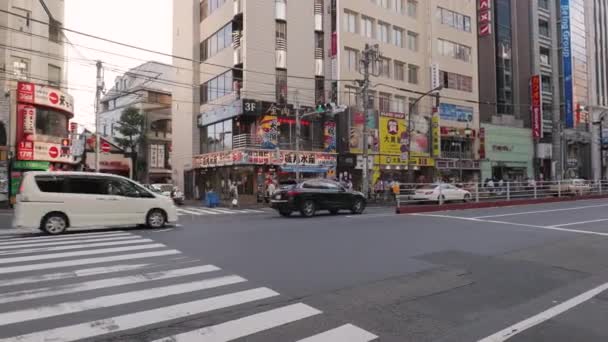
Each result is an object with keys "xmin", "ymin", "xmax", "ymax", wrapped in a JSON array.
[
  {"xmin": 374, "ymin": 155, "xmax": 435, "ymax": 167},
  {"xmin": 379, "ymin": 112, "xmax": 407, "ymax": 155},
  {"xmin": 432, "ymin": 115, "xmax": 441, "ymax": 157}
]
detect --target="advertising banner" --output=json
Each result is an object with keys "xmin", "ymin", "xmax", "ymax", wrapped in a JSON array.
[
  {"xmin": 410, "ymin": 115, "xmax": 431, "ymax": 156},
  {"xmin": 432, "ymin": 115, "xmax": 441, "ymax": 157},
  {"xmin": 18, "ymin": 104, "xmax": 35, "ymax": 135},
  {"xmin": 32, "ymin": 141, "xmax": 74, "ymax": 163},
  {"xmin": 17, "ymin": 141, "xmax": 34, "ymax": 161},
  {"xmin": 257, "ymin": 115, "xmax": 279, "ymax": 149},
  {"xmin": 531, "ymin": 75, "xmax": 543, "ymax": 139},
  {"xmin": 379, "ymin": 112, "xmax": 407, "ymax": 156},
  {"xmin": 439, "ymin": 103, "xmax": 474, "ymax": 122},
  {"xmin": 17, "ymin": 82, "xmax": 74, "ymax": 115},
  {"xmin": 350, "ymin": 112, "xmax": 378, "ymax": 153},
  {"xmin": 323, "ymin": 121, "xmax": 336, "ymax": 153},
  {"xmin": 478, "ymin": 0, "xmax": 492, "ymax": 36},
  {"xmin": 560, "ymin": 0, "xmax": 574, "ymax": 128}
]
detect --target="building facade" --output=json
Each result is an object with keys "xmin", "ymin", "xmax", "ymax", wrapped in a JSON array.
[
  {"xmin": 0, "ymin": 0, "xmax": 75, "ymax": 201},
  {"xmin": 172, "ymin": 0, "xmax": 481, "ymax": 200},
  {"xmin": 98, "ymin": 62, "xmax": 173, "ymax": 183}
]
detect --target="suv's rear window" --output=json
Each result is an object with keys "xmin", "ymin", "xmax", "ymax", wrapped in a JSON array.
[{"xmin": 35, "ymin": 176, "xmax": 65, "ymax": 193}]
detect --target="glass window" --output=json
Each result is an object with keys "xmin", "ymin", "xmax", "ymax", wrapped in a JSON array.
[
  {"xmin": 35, "ymin": 176, "xmax": 64, "ymax": 193},
  {"xmin": 378, "ymin": 22, "xmax": 389, "ymax": 43},
  {"xmin": 393, "ymin": 96, "xmax": 406, "ymax": 113},
  {"xmin": 538, "ymin": 0, "xmax": 549, "ymax": 10},
  {"xmin": 36, "ymin": 108, "xmax": 69, "ymax": 138},
  {"xmin": 407, "ymin": 0, "xmax": 417, "ymax": 18},
  {"xmin": 407, "ymin": 31, "xmax": 418, "ymax": 51},
  {"xmin": 393, "ymin": 27, "xmax": 403, "ymax": 48},
  {"xmin": 394, "ymin": 0, "xmax": 405, "ymax": 14},
  {"xmin": 344, "ymin": 10, "xmax": 357, "ymax": 33},
  {"xmin": 276, "ymin": 69, "xmax": 287, "ymax": 104},
  {"xmin": 379, "ymin": 93, "xmax": 391, "ymax": 112},
  {"xmin": 408, "ymin": 64, "xmax": 419, "ymax": 84},
  {"xmin": 362, "ymin": 16, "xmax": 374, "ymax": 38},
  {"xmin": 48, "ymin": 64, "xmax": 61, "ymax": 87},
  {"xmin": 539, "ymin": 19, "xmax": 550, "ymax": 37},
  {"xmin": 394, "ymin": 61, "xmax": 405, "ymax": 81},
  {"xmin": 379, "ymin": 57, "xmax": 390, "ymax": 78},
  {"xmin": 540, "ymin": 46, "xmax": 551, "ymax": 65},
  {"xmin": 66, "ymin": 177, "xmax": 107, "ymax": 195},
  {"xmin": 345, "ymin": 48, "xmax": 358, "ymax": 71}
]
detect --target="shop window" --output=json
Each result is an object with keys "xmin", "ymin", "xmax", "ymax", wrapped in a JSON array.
[{"xmin": 36, "ymin": 108, "xmax": 69, "ymax": 138}]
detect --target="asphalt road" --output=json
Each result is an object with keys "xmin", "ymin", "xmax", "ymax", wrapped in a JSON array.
[{"xmin": 2, "ymin": 200, "xmax": 608, "ymax": 341}]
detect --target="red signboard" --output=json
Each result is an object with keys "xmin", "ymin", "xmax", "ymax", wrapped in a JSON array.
[
  {"xmin": 48, "ymin": 146, "xmax": 59, "ymax": 159},
  {"xmin": 17, "ymin": 82, "xmax": 74, "ymax": 116},
  {"xmin": 17, "ymin": 141, "xmax": 34, "ymax": 161},
  {"xmin": 101, "ymin": 141, "xmax": 111, "ymax": 153},
  {"xmin": 478, "ymin": 0, "xmax": 492, "ymax": 37},
  {"xmin": 531, "ymin": 75, "xmax": 543, "ymax": 139},
  {"xmin": 70, "ymin": 122, "xmax": 78, "ymax": 133}
]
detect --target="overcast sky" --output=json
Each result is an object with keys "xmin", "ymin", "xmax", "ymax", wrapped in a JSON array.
[{"xmin": 64, "ymin": 0, "xmax": 173, "ymax": 129}]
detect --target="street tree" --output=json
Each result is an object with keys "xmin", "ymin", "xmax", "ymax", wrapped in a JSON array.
[{"xmin": 115, "ymin": 107, "xmax": 145, "ymax": 180}]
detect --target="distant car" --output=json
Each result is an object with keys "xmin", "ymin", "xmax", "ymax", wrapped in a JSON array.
[
  {"xmin": 151, "ymin": 183, "xmax": 184, "ymax": 205},
  {"xmin": 411, "ymin": 183, "xmax": 472, "ymax": 203},
  {"xmin": 14, "ymin": 172, "xmax": 177, "ymax": 234},
  {"xmin": 549, "ymin": 179, "xmax": 592, "ymax": 196},
  {"xmin": 270, "ymin": 179, "xmax": 366, "ymax": 217}
]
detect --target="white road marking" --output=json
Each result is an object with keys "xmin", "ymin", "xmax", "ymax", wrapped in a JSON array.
[
  {"xmin": 209, "ymin": 208, "xmax": 237, "ymax": 214},
  {"xmin": 0, "ymin": 235, "xmax": 141, "ymax": 250},
  {"xmin": 0, "ymin": 238, "xmax": 155, "ymax": 255},
  {"xmin": 238, "ymin": 209, "xmax": 266, "ymax": 213},
  {"xmin": 177, "ymin": 209, "xmax": 204, "ymax": 216},
  {"xmin": 0, "ymin": 275, "xmax": 246, "ymax": 326},
  {"xmin": 478, "ymin": 282, "xmax": 608, "ymax": 342},
  {"xmin": 552, "ymin": 218, "xmax": 608, "ymax": 227},
  {"xmin": 193, "ymin": 208, "xmax": 224, "ymax": 215},
  {"xmin": 153, "ymin": 303, "xmax": 322, "ymax": 342},
  {"xmin": 472, "ymin": 203, "xmax": 608, "ymax": 219},
  {"xmin": 0, "ymin": 231, "xmax": 131, "ymax": 245},
  {"xmin": 296, "ymin": 324, "xmax": 379, "ymax": 342},
  {"xmin": 414, "ymin": 214, "xmax": 608, "ymax": 237},
  {"xmin": 0, "ymin": 287, "xmax": 279, "ymax": 342},
  {"xmin": 0, "ymin": 264, "xmax": 221, "ymax": 304},
  {"xmin": 0, "ymin": 243, "xmax": 166, "ymax": 264},
  {"xmin": 0, "ymin": 263, "xmax": 150, "ymax": 287},
  {"xmin": 0, "ymin": 249, "xmax": 180, "ymax": 274}
]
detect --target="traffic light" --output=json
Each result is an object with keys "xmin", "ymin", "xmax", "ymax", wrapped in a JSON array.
[{"xmin": 61, "ymin": 138, "xmax": 71, "ymax": 157}]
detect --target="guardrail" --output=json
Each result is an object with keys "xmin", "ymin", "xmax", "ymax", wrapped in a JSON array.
[{"xmin": 395, "ymin": 180, "xmax": 608, "ymax": 207}]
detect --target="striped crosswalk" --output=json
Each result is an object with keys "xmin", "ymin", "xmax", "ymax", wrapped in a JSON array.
[
  {"xmin": 176, "ymin": 206, "xmax": 266, "ymax": 217},
  {"xmin": 0, "ymin": 231, "xmax": 378, "ymax": 342}
]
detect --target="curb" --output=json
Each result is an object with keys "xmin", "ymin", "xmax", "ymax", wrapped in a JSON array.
[{"xmin": 395, "ymin": 194, "xmax": 608, "ymax": 214}]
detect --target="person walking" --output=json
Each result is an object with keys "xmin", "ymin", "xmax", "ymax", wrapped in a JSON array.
[{"xmin": 229, "ymin": 182, "xmax": 239, "ymax": 208}]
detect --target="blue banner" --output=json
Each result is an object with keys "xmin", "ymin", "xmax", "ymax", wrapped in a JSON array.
[
  {"xmin": 439, "ymin": 103, "xmax": 474, "ymax": 122},
  {"xmin": 561, "ymin": 0, "xmax": 574, "ymax": 128}
]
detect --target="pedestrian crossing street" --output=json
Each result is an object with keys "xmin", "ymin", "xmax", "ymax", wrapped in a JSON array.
[
  {"xmin": 0, "ymin": 231, "xmax": 378, "ymax": 342},
  {"xmin": 176, "ymin": 206, "xmax": 267, "ymax": 217}
]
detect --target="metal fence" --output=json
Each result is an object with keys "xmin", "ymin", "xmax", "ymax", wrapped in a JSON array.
[{"xmin": 395, "ymin": 180, "xmax": 608, "ymax": 207}]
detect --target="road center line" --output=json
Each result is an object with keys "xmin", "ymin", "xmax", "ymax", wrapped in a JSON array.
[
  {"xmin": 478, "ymin": 282, "xmax": 608, "ymax": 341},
  {"xmin": 413, "ymin": 214, "xmax": 608, "ymax": 237},
  {"xmin": 472, "ymin": 203, "xmax": 608, "ymax": 219}
]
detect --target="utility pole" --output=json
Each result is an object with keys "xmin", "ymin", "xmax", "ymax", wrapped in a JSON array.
[
  {"xmin": 359, "ymin": 44, "xmax": 380, "ymax": 197},
  {"xmin": 94, "ymin": 61, "xmax": 104, "ymax": 172},
  {"xmin": 294, "ymin": 90, "xmax": 301, "ymax": 181}
]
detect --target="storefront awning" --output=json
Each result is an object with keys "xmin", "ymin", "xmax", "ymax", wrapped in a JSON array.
[{"xmin": 280, "ymin": 166, "xmax": 329, "ymax": 173}]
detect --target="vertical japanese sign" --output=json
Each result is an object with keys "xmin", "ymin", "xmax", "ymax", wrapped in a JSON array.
[
  {"xmin": 257, "ymin": 114, "xmax": 279, "ymax": 149},
  {"xmin": 478, "ymin": 0, "xmax": 492, "ymax": 37},
  {"xmin": 531, "ymin": 75, "xmax": 543, "ymax": 139},
  {"xmin": 430, "ymin": 64, "xmax": 440, "ymax": 91},
  {"xmin": 432, "ymin": 115, "xmax": 441, "ymax": 157},
  {"xmin": 479, "ymin": 127, "xmax": 486, "ymax": 160},
  {"xmin": 561, "ymin": 0, "xmax": 574, "ymax": 128}
]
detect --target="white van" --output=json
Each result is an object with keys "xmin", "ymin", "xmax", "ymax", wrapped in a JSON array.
[{"xmin": 13, "ymin": 172, "xmax": 178, "ymax": 234}]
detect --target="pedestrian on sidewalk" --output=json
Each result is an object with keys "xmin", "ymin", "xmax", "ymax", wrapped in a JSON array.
[{"xmin": 229, "ymin": 182, "xmax": 239, "ymax": 208}]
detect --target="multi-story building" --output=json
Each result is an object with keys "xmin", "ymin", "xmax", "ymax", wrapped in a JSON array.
[
  {"xmin": 0, "ymin": 0, "xmax": 75, "ymax": 202},
  {"xmin": 98, "ymin": 61, "xmax": 173, "ymax": 183},
  {"xmin": 173, "ymin": 0, "xmax": 480, "ymax": 200}
]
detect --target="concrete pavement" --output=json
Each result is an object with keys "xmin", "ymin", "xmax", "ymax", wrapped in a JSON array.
[{"xmin": 1, "ymin": 200, "xmax": 608, "ymax": 340}]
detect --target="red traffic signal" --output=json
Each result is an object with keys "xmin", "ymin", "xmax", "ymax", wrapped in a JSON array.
[{"xmin": 61, "ymin": 139, "xmax": 71, "ymax": 147}]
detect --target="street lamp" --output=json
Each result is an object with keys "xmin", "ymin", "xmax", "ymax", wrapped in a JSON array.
[{"xmin": 406, "ymin": 85, "xmax": 443, "ymax": 183}]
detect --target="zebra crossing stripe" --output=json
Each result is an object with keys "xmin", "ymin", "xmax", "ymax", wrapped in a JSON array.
[
  {"xmin": 0, "ymin": 232, "xmax": 132, "ymax": 246},
  {"xmin": 296, "ymin": 324, "xmax": 378, "ymax": 342},
  {"xmin": 0, "ymin": 235, "xmax": 142, "ymax": 250},
  {"xmin": 176, "ymin": 209, "xmax": 204, "ymax": 216},
  {"xmin": 0, "ymin": 238, "xmax": 156, "ymax": 256},
  {"xmin": 209, "ymin": 208, "xmax": 237, "ymax": 214},
  {"xmin": 0, "ymin": 243, "xmax": 166, "ymax": 264},
  {"xmin": 152, "ymin": 303, "xmax": 322, "ymax": 342},
  {"xmin": 0, "ymin": 249, "xmax": 180, "ymax": 275},
  {"xmin": 0, "ymin": 287, "xmax": 279, "ymax": 342},
  {"xmin": 0, "ymin": 264, "xmax": 221, "ymax": 304},
  {"xmin": 0, "ymin": 263, "xmax": 150, "ymax": 287},
  {"xmin": 0, "ymin": 275, "xmax": 247, "ymax": 327}
]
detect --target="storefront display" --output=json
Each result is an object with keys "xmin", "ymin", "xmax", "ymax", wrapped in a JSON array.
[{"xmin": 480, "ymin": 124, "xmax": 533, "ymax": 181}]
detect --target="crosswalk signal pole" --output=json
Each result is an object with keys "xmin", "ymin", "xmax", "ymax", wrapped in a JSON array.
[{"xmin": 359, "ymin": 44, "xmax": 380, "ymax": 197}]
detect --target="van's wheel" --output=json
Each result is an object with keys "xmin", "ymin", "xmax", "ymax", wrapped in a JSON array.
[
  {"xmin": 463, "ymin": 194, "xmax": 471, "ymax": 203},
  {"xmin": 146, "ymin": 209, "xmax": 166, "ymax": 228},
  {"xmin": 351, "ymin": 199, "xmax": 365, "ymax": 214},
  {"xmin": 41, "ymin": 213, "xmax": 68, "ymax": 235}
]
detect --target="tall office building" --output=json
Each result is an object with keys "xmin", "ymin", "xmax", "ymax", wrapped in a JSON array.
[{"xmin": 173, "ymin": 0, "xmax": 480, "ymax": 200}]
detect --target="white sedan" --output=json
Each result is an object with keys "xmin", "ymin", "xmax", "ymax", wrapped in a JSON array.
[{"xmin": 411, "ymin": 184, "xmax": 472, "ymax": 203}]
